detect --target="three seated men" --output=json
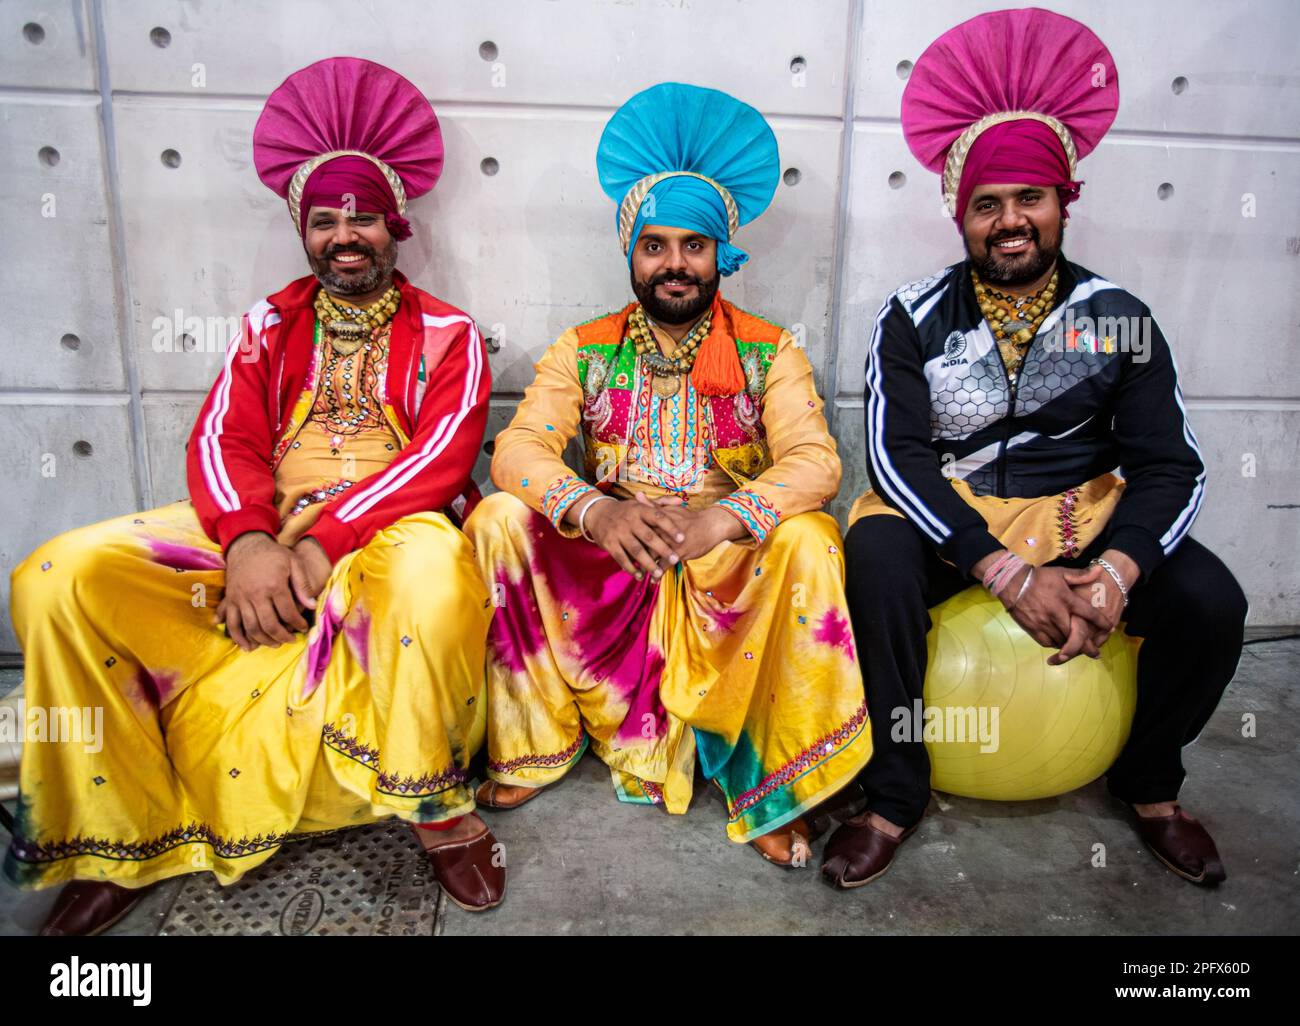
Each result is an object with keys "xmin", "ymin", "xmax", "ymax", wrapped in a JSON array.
[{"xmin": 4, "ymin": 15, "xmax": 1245, "ymax": 936}]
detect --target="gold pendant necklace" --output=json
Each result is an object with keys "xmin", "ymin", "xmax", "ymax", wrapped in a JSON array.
[
  {"xmin": 315, "ymin": 286, "xmax": 400, "ymax": 356},
  {"xmin": 326, "ymin": 322, "xmax": 367, "ymax": 356},
  {"xmin": 652, "ymin": 372, "xmax": 681, "ymax": 399},
  {"xmin": 629, "ymin": 305, "xmax": 711, "ymax": 402}
]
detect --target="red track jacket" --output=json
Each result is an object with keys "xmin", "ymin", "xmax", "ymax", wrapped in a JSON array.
[{"xmin": 186, "ymin": 271, "xmax": 490, "ymax": 564}]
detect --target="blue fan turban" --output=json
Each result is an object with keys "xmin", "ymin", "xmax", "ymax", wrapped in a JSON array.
[
  {"xmin": 597, "ymin": 83, "xmax": 780, "ymax": 277},
  {"xmin": 630, "ymin": 176, "xmax": 750, "ymax": 275}
]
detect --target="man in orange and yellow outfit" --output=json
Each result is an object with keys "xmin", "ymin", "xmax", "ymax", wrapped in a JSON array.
[{"xmin": 465, "ymin": 83, "xmax": 871, "ymax": 865}]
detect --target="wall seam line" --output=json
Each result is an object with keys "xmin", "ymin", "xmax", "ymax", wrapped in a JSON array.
[
  {"xmin": 90, "ymin": 0, "xmax": 152, "ymax": 508},
  {"xmin": 821, "ymin": 0, "xmax": 863, "ymax": 442}
]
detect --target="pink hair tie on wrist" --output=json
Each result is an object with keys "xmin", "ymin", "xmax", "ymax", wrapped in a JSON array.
[{"xmin": 983, "ymin": 551, "xmax": 1027, "ymax": 598}]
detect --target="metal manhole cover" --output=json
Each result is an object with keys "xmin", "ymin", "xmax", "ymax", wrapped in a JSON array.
[{"xmin": 159, "ymin": 819, "xmax": 440, "ymax": 936}]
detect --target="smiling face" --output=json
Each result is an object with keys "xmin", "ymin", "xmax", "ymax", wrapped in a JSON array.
[
  {"xmin": 629, "ymin": 225, "xmax": 720, "ymax": 328},
  {"xmin": 962, "ymin": 183, "xmax": 1063, "ymax": 289},
  {"xmin": 303, "ymin": 205, "xmax": 398, "ymax": 303}
]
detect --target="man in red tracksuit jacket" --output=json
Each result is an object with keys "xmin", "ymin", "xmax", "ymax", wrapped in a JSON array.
[{"xmin": 7, "ymin": 58, "xmax": 506, "ymax": 934}]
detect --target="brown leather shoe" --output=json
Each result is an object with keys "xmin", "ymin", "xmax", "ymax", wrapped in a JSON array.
[
  {"xmin": 475, "ymin": 779, "xmax": 544, "ymax": 810},
  {"xmin": 820, "ymin": 815, "xmax": 920, "ymax": 890},
  {"xmin": 750, "ymin": 817, "xmax": 820, "ymax": 868},
  {"xmin": 40, "ymin": 880, "xmax": 153, "ymax": 936},
  {"xmin": 413, "ymin": 819, "xmax": 506, "ymax": 912},
  {"xmin": 1130, "ymin": 805, "xmax": 1226, "ymax": 886}
]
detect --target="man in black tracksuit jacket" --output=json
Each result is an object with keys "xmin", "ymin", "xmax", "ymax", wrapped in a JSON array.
[{"xmin": 821, "ymin": 192, "xmax": 1247, "ymax": 892}]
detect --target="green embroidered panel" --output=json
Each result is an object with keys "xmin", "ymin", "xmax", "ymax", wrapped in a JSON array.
[
  {"xmin": 577, "ymin": 338, "xmax": 637, "ymax": 395},
  {"xmin": 735, "ymin": 339, "xmax": 778, "ymax": 398}
]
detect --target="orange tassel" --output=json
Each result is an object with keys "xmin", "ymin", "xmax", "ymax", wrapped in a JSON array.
[{"xmin": 690, "ymin": 325, "xmax": 746, "ymax": 396}]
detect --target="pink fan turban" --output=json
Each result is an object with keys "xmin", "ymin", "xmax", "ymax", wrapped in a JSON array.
[
  {"xmin": 956, "ymin": 118, "xmax": 1083, "ymax": 225},
  {"xmin": 297, "ymin": 155, "xmax": 412, "ymax": 241}
]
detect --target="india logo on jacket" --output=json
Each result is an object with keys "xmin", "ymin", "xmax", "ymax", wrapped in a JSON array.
[{"xmin": 942, "ymin": 331, "xmax": 968, "ymax": 367}]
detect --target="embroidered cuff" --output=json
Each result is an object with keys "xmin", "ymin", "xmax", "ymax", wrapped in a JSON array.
[
  {"xmin": 717, "ymin": 490, "xmax": 780, "ymax": 545},
  {"xmin": 541, "ymin": 475, "xmax": 599, "ymax": 531}
]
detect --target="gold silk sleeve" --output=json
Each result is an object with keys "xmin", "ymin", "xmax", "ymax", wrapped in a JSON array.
[
  {"xmin": 715, "ymin": 330, "xmax": 841, "ymax": 544},
  {"xmin": 489, "ymin": 327, "xmax": 597, "ymax": 537}
]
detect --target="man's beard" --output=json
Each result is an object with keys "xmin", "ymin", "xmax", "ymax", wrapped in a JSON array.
[
  {"xmin": 308, "ymin": 238, "xmax": 398, "ymax": 297},
  {"xmin": 967, "ymin": 219, "xmax": 1063, "ymax": 287},
  {"xmin": 631, "ymin": 268, "xmax": 719, "ymax": 325}
]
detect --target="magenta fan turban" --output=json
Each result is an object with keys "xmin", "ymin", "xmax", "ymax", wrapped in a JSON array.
[
  {"xmin": 901, "ymin": 7, "xmax": 1119, "ymax": 225},
  {"xmin": 253, "ymin": 57, "xmax": 443, "ymax": 239}
]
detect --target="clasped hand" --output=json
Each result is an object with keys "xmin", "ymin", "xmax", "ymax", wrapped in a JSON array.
[
  {"xmin": 578, "ymin": 492, "xmax": 742, "ymax": 580},
  {"xmin": 992, "ymin": 558, "xmax": 1129, "ymax": 665},
  {"xmin": 215, "ymin": 532, "xmax": 333, "ymax": 651}
]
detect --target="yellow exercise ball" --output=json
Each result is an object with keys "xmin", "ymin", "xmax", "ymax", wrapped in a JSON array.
[{"xmin": 921, "ymin": 586, "xmax": 1139, "ymax": 801}]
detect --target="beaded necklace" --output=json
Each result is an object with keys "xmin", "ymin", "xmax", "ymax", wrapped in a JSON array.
[
  {"xmin": 627, "ymin": 304, "xmax": 713, "ymax": 399},
  {"xmin": 311, "ymin": 320, "xmax": 388, "ymax": 441},
  {"xmin": 972, "ymin": 266, "xmax": 1058, "ymax": 382},
  {"xmin": 314, "ymin": 285, "xmax": 400, "ymax": 355}
]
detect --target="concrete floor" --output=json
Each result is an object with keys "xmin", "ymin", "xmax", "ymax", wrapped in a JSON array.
[{"xmin": 2, "ymin": 638, "xmax": 1297, "ymax": 936}]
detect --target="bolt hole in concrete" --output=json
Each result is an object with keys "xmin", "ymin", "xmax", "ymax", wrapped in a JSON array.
[
  {"xmin": 889, "ymin": 170, "xmax": 907, "ymax": 189},
  {"xmin": 150, "ymin": 26, "xmax": 172, "ymax": 48},
  {"xmin": 60, "ymin": 333, "xmax": 81, "ymax": 352},
  {"xmin": 896, "ymin": 59, "xmax": 913, "ymax": 79},
  {"xmin": 161, "ymin": 148, "xmax": 182, "ymax": 168},
  {"xmin": 479, "ymin": 40, "xmax": 498, "ymax": 61},
  {"xmin": 1172, "ymin": 75, "xmax": 1189, "ymax": 94},
  {"xmin": 23, "ymin": 22, "xmax": 45, "ymax": 44},
  {"xmin": 1157, "ymin": 182, "xmax": 1175, "ymax": 200},
  {"xmin": 39, "ymin": 145, "xmax": 60, "ymax": 167},
  {"xmin": 481, "ymin": 156, "xmax": 499, "ymax": 176},
  {"xmin": 180, "ymin": 334, "xmax": 197, "ymax": 352},
  {"xmin": 72, "ymin": 441, "xmax": 93, "ymax": 459},
  {"xmin": 790, "ymin": 56, "xmax": 806, "ymax": 75},
  {"xmin": 783, "ymin": 167, "xmax": 801, "ymax": 187}
]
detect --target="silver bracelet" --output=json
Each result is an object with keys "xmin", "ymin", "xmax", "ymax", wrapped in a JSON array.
[
  {"xmin": 1090, "ymin": 557, "xmax": 1130, "ymax": 608},
  {"xmin": 1007, "ymin": 567, "xmax": 1034, "ymax": 610},
  {"xmin": 577, "ymin": 494, "xmax": 615, "ymax": 542}
]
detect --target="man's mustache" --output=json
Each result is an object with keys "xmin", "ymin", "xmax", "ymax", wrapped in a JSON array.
[
  {"xmin": 322, "ymin": 244, "xmax": 376, "ymax": 259},
  {"xmin": 648, "ymin": 273, "xmax": 707, "ymax": 287},
  {"xmin": 986, "ymin": 225, "xmax": 1039, "ymax": 247}
]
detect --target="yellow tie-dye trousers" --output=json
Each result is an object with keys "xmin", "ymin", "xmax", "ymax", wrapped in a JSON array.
[
  {"xmin": 4, "ymin": 501, "xmax": 489, "ymax": 890},
  {"xmin": 464, "ymin": 492, "xmax": 871, "ymax": 844}
]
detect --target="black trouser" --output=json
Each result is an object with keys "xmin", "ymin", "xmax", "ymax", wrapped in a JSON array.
[{"xmin": 843, "ymin": 515, "xmax": 1248, "ymax": 828}]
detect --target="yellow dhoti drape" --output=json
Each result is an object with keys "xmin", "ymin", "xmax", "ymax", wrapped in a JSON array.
[
  {"xmin": 848, "ymin": 472, "xmax": 1126, "ymax": 567},
  {"xmin": 466, "ymin": 491, "xmax": 871, "ymax": 843},
  {"xmin": 4, "ymin": 501, "xmax": 488, "ymax": 890}
]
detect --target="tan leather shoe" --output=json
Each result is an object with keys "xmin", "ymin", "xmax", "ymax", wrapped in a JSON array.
[
  {"xmin": 412, "ymin": 817, "xmax": 506, "ymax": 912},
  {"xmin": 39, "ymin": 880, "xmax": 154, "ymax": 936},
  {"xmin": 475, "ymin": 779, "xmax": 544, "ymax": 810},
  {"xmin": 750, "ymin": 817, "xmax": 815, "ymax": 868},
  {"xmin": 820, "ymin": 815, "xmax": 920, "ymax": 889},
  {"xmin": 1130, "ymin": 805, "xmax": 1227, "ymax": 886}
]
